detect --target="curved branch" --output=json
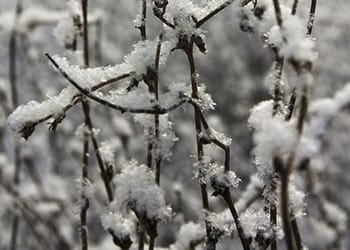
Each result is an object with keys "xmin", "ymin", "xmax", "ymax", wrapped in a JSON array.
[{"xmin": 45, "ymin": 53, "xmax": 188, "ymax": 114}]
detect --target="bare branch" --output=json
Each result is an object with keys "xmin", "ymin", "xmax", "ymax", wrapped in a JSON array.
[{"xmin": 196, "ymin": 0, "xmax": 235, "ymax": 27}]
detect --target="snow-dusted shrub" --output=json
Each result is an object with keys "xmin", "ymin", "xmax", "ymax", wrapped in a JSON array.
[{"xmin": 0, "ymin": 1, "xmax": 349, "ymax": 250}]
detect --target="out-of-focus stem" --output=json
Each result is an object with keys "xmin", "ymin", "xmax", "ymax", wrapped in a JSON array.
[{"xmin": 9, "ymin": 2, "xmax": 22, "ymax": 250}]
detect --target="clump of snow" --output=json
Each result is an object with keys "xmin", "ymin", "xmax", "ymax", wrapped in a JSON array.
[
  {"xmin": 210, "ymin": 128, "xmax": 232, "ymax": 146},
  {"xmin": 52, "ymin": 55, "xmax": 133, "ymax": 88},
  {"xmin": 99, "ymin": 139, "xmax": 122, "ymax": 166},
  {"xmin": 323, "ymin": 201, "xmax": 347, "ymax": 233},
  {"xmin": 101, "ymin": 212, "xmax": 134, "ymax": 239},
  {"xmin": 64, "ymin": 0, "xmax": 81, "ymax": 17},
  {"xmin": 209, "ymin": 165, "xmax": 241, "ymax": 191},
  {"xmin": 196, "ymin": 84, "xmax": 216, "ymax": 111},
  {"xmin": 110, "ymin": 160, "xmax": 171, "ymax": 221},
  {"xmin": 279, "ymin": 16, "xmax": 318, "ymax": 66},
  {"xmin": 8, "ymin": 87, "xmax": 76, "ymax": 132},
  {"xmin": 307, "ymin": 217, "xmax": 337, "ymax": 247},
  {"xmin": 288, "ymin": 184, "xmax": 306, "ymax": 218},
  {"xmin": 206, "ymin": 209, "xmax": 235, "ymax": 236},
  {"xmin": 193, "ymin": 155, "xmax": 213, "ymax": 184},
  {"xmin": 248, "ymin": 100, "xmax": 298, "ymax": 182},
  {"xmin": 173, "ymin": 222, "xmax": 205, "ymax": 249},
  {"xmin": 53, "ymin": 18, "xmax": 76, "ymax": 47},
  {"xmin": 297, "ymin": 82, "xmax": 350, "ymax": 160},
  {"xmin": 240, "ymin": 208, "xmax": 283, "ymax": 244},
  {"xmin": 124, "ymin": 39, "xmax": 172, "ymax": 75}
]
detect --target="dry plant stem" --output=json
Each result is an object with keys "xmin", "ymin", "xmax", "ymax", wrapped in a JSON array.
[
  {"xmin": 307, "ymin": 0, "xmax": 317, "ymax": 35},
  {"xmin": 297, "ymin": 84, "xmax": 309, "ymax": 134},
  {"xmin": 270, "ymin": 177, "xmax": 278, "ymax": 250},
  {"xmin": 82, "ymin": 0, "xmax": 89, "ymax": 68},
  {"xmin": 9, "ymin": 2, "xmax": 22, "ymax": 250},
  {"xmin": 274, "ymin": 156, "xmax": 295, "ymax": 250},
  {"xmin": 149, "ymin": 236, "xmax": 155, "ymax": 250},
  {"xmin": 290, "ymin": 217, "xmax": 303, "ymax": 250},
  {"xmin": 223, "ymin": 189, "xmax": 250, "ymax": 250},
  {"xmin": 140, "ymin": 0, "xmax": 147, "ymax": 40},
  {"xmin": 196, "ymin": 0, "xmax": 235, "ymax": 27},
  {"xmin": 154, "ymin": 33, "xmax": 163, "ymax": 186},
  {"xmin": 80, "ymin": 101, "xmax": 90, "ymax": 250},
  {"xmin": 80, "ymin": 1, "xmax": 91, "ymax": 250},
  {"xmin": 190, "ymin": 102, "xmax": 250, "ymax": 250},
  {"xmin": 81, "ymin": 0, "xmax": 114, "ymax": 203},
  {"xmin": 272, "ymin": 57, "xmax": 284, "ymax": 115},
  {"xmin": 272, "ymin": 0, "xmax": 283, "ymax": 27},
  {"xmin": 94, "ymin": 20, "xmax": 102, "ymax": 64},
  {"xmin": 271, "ymin": 56, "xmax": 284, "ymax": 250},
  {"xmin": 46, "ymin": 52, "xmax": 188, "ymax": 110},
  {"xmin": 29, "ymin": 72, "xmax": 130, "ymax": 124},
  {"xmin": 285, "ymin": 89, "xmax": 297, "ymax": 121},
  {"xmin": 184, "ymin": 41, "xmax": 211, "ymax": 238},
  {"xmin": 138, "ymin": 226, "xmax": 145, "ymax": 250},
  {"xmin": 291, "ymin": 0, "xmax": 299, "ymax": 15}
]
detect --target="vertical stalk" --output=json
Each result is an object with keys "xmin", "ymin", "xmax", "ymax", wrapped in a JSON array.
[
  {"xmin": 82, "ymin": 0, "xmax": 89, "ymax": 68},
  {"xmin": 184, "ymin": 39, "xmax": 211, "ymax": 237},
  {"xmin": 9, "ymin": 2, "xmax": 22, "ymax": 250},
  {"xmin": 80, "ymin": 102, "xmax": 90, "ymax": 250},
  {"xmin": 80, "ymin": 1, "xmax": 90, "ymax": 249},
  {"xmin": 271, "ymin": 56, "xmax": 284, "ymax": 250},
  {"xmin": 154, "ymin": 33, "xmax": 163, "ymax": 186},
  {"xmin": 291, "ymin": 0, "xmax": 299, "ymax": 15},
  {"xmin": 148, "ymin": 236, "xmax": 155, "ymax": 250},
  {"xmin": 138, "ymin": 224, "xmax": 145, "ymax": 250},
  {"xmin": 272, "ymin": 0, "xmax": 283, "ymax": 27},
  {"xmin": 307, "ymin": 0, "xmax": 317, "ymax": 35},
  {"xmin": 140, "ymin": 0, "xmax": 146, "ymax": 40}
]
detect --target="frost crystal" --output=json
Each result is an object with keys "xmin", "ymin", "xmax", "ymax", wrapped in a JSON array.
[{"xmin": 110, "ymin": 160, "xmax": 171, "ymax": 221}]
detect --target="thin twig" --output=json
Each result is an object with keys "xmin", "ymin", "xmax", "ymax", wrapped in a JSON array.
[
  {"xmin": 196, "ymin": 0, "xmax": 235, "ymax": 27},
  {"xmin": 272, "ymin": 0, "xmax": 283, "ymax": 27},
  {"xmin": 291, "ymin": 0, "xmax": 299, "ymax": 15},
  {"xmin": 154, "ymin": 33, "xmax": 163, "ymax": 186},
  {"xmin": 184, "ymin": 38, "xmax": 211, "ymax": 238},
  {"xmin": 140, "ymin": 0, "xmax": 147, "ymax": 40},
  {"xmin": 80, "ymin": 1, "xmax": 90, "ymax": 250},
  {"xmin": 152, "ymin": 7, "xmax": 175, "ymax": 29},
  {"xmin": 272, "ymin": 57, "xmax": 284, "ymax": 116},
  {"xmin": 9, "ymin": 2, "xmax": 22, "ymax": 249},
  {"xmin": 45, "ymin": 52, "xmax": 188, "ymax": 114},
  {"xmin": 290, "ymin": 216, "xmax": 303, "ymax": 250},
  {"xmin": 306, "ymin": 0, "xmax": 317, "ymax": 35}
]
